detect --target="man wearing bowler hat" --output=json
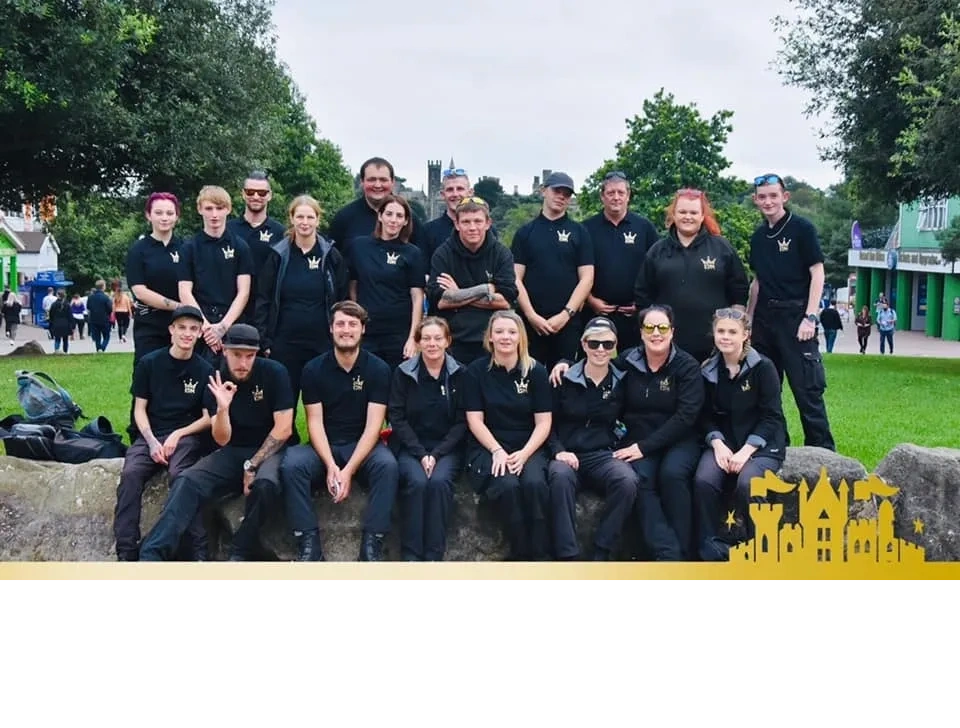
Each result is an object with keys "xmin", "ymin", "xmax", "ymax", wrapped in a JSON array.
[
  {"xmin": 139, "ymin": 323, "xmax": 294, "ymax": 561},
  {"xmin": 113, "ymin": 305, "xmax": 216, "ymax": 561}
]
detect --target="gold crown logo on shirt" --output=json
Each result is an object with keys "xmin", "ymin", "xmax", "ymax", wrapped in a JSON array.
[
  {"xmin": 701, "ymin": 256, "xmax": 716, "ymax": 271},
  {"xmin": 183, "ymin": 378, "xmax": 198, "ymax": 395},
  {"xmin": 252, "ymin": 385, "xmax": 264, "ymax": 402},
  {"xmin": 623, "ymin": 231, "xmax": 637, "ymax": 245},
  {"xmin": 169, "ymin": 251, "xmax": 180, "ymax": 263},
  {"xmin": 353, "ymin": 376, "xmax": 364, "ymax": 392},
  {"xmin": 259, "ymin": 229, "xmax": 273, "ymax": 242},
  {"xmin": 515, "ymin": 378, "xmax": 529, "ymax": 395},
  {"xmin": 556, "ymin": 229, "xmax": 571, "ymax": 243},
  {"xmin": 777, "ymin": 238, "xmax": 791, "ymax": 253},
  {"xmin": 386, "ymin": 251, "xmax": 399, "ymax": 265},
  {"xmin": 741, "ymin": 380, "xmax": 751, "ymax": 392},
  {"xmin": 659, "ymin": 378, "xmax": 671, "ymax": 392},
  {"xmin": 307, "ymin": 256, "xmax": 321, "ymax": 270},
  {"xmin": 222, "ymin": 246, "xmax": 235, "ymax": 260}
]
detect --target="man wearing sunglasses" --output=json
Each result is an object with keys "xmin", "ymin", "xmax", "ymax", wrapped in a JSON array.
[
  {"xmin": 227, "ymin": 170, "xmax": 287, "ymax": 326},
  {"xmin": 747, "ymin": 173, "xmax": 835, "ymax": 450},
  {"xmin": 583, "ymin": 171, "xmax": 659, "ymax": 351}
]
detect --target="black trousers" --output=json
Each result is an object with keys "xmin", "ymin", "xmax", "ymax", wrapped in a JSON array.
[
  {"xmin": 281, "ymin": 441, "xmax": 399, "ymax": 537},
  {"xmin": 139, "ymin": 445, "xmax": 284, "ymax": 560},
  {"xmin": 364, "ymin": 334, "xmax": 407, "ymax": 372},
  {"xmin": 467, "ymin": 448, "xmax": 550, "ymax": 560},
  {"xmin": 525, "ymin": 313, "xmax": 582, "ymax": 370},
  {"xmin": 631, "ymin": 438, "xmax": 701, "ymax": 561},
  {"xmin": 449, "ymin": 340, "xmax": 487, "ymax": 369},
  {"xmin": 752, "ymin": 304, "xmax": 835, "ymax": 450},
  {"xmin": 694, "ymin": 451, "xmax": 782, "ymax": 561},
  {"xmin": 606, "ymin": 310, "xmax": 641, "ymax": 353},
  {"xmin": 397, "ymin": 450, "xmax": 460, "ymax": 560},
  {"xmin": 113, "ymin": 434, "xmax": 209, "ymax": 559},
  {"xmin": 548, "ymin": 450, "xmax": 639, "ymax": 559},
  {"xmin": 270, "ymin": 340, "xmax": 328, "ymax": 407}
]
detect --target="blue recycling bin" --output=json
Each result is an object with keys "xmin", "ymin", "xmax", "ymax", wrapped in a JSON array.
[{"xmin": 27, "ymin": 272, "xmax": 73, "ymax": 328}]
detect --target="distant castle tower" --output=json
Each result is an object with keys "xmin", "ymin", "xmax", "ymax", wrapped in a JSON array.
[{"xmin": 427, "ymin": 159, "xmax": 443, "ymax": 219}]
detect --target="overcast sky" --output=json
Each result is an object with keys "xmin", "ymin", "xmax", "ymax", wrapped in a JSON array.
[{"xmin": 272, "ymin": 0, "xmax": 839, "ymax": 196}]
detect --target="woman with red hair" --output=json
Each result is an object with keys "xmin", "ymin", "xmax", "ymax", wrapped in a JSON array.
[{"xmin": 633, "ymin": 189, "xmax": 749, "ymax": 363}]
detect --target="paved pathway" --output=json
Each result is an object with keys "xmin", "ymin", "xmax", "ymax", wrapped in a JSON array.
[{"xmin": 1, "ymin": 323, "xmax": 959, "ymax": 359}]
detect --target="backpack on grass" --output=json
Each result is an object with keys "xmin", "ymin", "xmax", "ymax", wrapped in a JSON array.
[{"xmin": 15, "ymin": 370, "xmax": 84, "ymax": 430}]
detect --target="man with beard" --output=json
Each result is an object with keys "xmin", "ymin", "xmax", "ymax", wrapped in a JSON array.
[
  {"xmin": 139, "ymin": 324, "xmax": 294, "ymax": 561},
  {"xmin": 280, "ymin": 301, "xmax": 398, "ymax": 561}
]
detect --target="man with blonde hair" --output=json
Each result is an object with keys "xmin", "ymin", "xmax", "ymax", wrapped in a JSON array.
[{"xmin": 178, "ymin": 185, "xmax": 254, "ymax": 363}]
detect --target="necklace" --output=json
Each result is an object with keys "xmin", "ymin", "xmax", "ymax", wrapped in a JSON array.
[{"xmin": 765, "ymin": 211, "xmax": 793, "ymax": 239}]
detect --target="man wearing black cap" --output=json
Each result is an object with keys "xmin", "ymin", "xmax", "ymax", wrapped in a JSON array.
[
  {"xmin": 113, "ymin": 305, "xmax": 215, "ymax": 561},
  {"xmin": 139, "ymin": 323, "xmax": 294, "ymax": 561},
  {"xmin": 513, "ymin": 172, "xmax": 595, "ymax": 369}
]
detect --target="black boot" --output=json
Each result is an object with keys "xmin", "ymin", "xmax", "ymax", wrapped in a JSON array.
[
  {"xmin": 358, "ymin": 532, "xmax": 385, "ymax": 562},
  {"xmin": 116, "ymin": 550, "xmax": 139, "ymax": 562},
  {"xmin": 296, "ymin": 533, "xmax": 324, "ymax": 562}
]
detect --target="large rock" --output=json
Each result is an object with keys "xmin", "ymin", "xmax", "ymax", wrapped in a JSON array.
[
  {"xmin": 0, "ymin": 455, "xmax": 615, "ymax": 561},
  {"xmin": 773, "ymin": 446, "xmax": 870, "ymax": 523},
  {"xmin": 8, "ymin": 340, "xmax": 45, "ymax": 357},
  {"xmin": 877, "ymin": 444, "xmax": 960, "ymax": 562}
]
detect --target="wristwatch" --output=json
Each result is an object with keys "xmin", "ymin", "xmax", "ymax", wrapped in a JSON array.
[
  {"xmin": 242, "ymin": 459, "xmax": 258, "ymax": 474},
  {"xmin": 805, "ymin": 314, "xmax": 818, "ymax": 324},
  {"xmin": 564, "ymin": 306, "xmax": 576, "ymax": 318}
]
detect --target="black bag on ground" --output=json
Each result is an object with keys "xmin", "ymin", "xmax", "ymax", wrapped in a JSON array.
[
  {"xmin": 0, "ymin": 415, "xmax": 56, "ymax": 461},
  {"xmin": 51, "ymin": 416, "xmax": 127, "ymax": 463},
  {"xmin": 14, "ymin": 370, "xmax": 84, "ymax": 430}
]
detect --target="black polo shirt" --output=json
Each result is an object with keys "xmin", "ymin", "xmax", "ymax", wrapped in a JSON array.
[
  {"xmin": 327, "ymin": 197, "xmax": 425, "ymax": 255},
  {"xmin": 348, "ymin": 235, "xmax": 425, "ymax": 339},
  {"xmin": 209, "ymin": 358, "xmax": 294, "ymax": 448},
  {"xmin": 178, "ymin": 230, "xmax": 255, "ymax": 319},
  {"xmin": 227, "ymin": 216, "xmax": 287, "ymax": 320},
  {"xmin": 301, "ymin": 348, "xmax": 391, "ymax": 445},
  {"xmin": 463, "ymin": 358, "xmax": 551, "ymax": 452},
  {"xmin": 583, "ymin": 211, "xmax": 658, "ymax": 305},
  {"xmin": 125, "ymin": 234, "xmax": 185, "ymax": 331},
  {"xmin": 512, "ymin": 213, "xmax": 594, "ymax": 317},
  {"xmin": 749, "ymin": 210, "xmax": 824, "ymax": 303},
  {"xmin": 132, "ymin": 348, "xmax": 215, "ymax": 436}
]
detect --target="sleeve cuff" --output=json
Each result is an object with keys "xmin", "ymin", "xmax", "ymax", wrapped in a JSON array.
[
  {"xmin": 746, "ymin": 434, "xmax": 767, "ymax": 449},
  {"xmin": 706, "ymin": 431, "xmax": 725, "ymax": 445}
]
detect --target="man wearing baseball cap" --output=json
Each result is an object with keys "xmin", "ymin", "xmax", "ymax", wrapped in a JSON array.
[
  {"xmin": 113, "ymin": 305, "xmax": 216, "ymax": 561},
  {"xmin": 513, "ymin": 171, "xmax": 595, "ymax": 369},
  {"xmin": 140, "ymin": 322, "xmax": 295, "ymax": 561}
]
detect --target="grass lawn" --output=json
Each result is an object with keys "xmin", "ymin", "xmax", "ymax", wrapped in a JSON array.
[{"xmin": 0, "ymin": 352, "xmax": 957, "ymax": 470}]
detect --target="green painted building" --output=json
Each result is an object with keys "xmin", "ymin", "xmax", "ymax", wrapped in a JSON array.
[{"xmin": 848, "ymin": 197, "xmax": 960, "ymax": 341}]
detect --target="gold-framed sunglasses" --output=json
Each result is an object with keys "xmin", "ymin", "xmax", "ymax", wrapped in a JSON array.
[{"xmin": 641, "ymin": 323, "xmax": 672, "ymax": 335}]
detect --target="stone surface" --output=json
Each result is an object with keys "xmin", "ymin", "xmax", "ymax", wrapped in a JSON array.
[
  {"xmin": 8, "ymin": 340, "xmax": 45, "ymax": 357},
  {"xmin": 877, "ymin": 444, "xmax": 960, "ymax": 562},
  {"xmin": 0, "ymin": 444, "xmax": 953, "ymax": 562}
]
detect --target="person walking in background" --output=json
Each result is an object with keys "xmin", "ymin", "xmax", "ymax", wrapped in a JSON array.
[
  {"xmin": 877, "ymin": 301, "xmax": 897, "ymax": 354},
  {"xmin": 86, "ymin": 279, "xmax": 114, "ymax": 352},
  {"xmin": 3, "ymin": 289, "xmax": 22, "ymax": 345},
  {"xmin": 69, "ymin": 293, "xmax": 86, "ymax": 340},
  {"xmin": 48, "ymin": 290, "xmax": 73, "ymax": 354},
  {"xmin": 819, "ymin": 299, "xmax": 843, "ymax": 353},
  {"xmin": 855, "ymin": 305, "xmax": 872, "ymax": 354},
  {"xmin": 112, "ymin": 283, "xmax": 133, "ymax": 343}
]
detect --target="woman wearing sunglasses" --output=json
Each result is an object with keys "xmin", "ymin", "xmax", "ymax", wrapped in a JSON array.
[
  {"xmin": 695, "ymin": 308, "xmax": 787, "ymax": 561},
  {"xmin": 549, "ymin": 305, "xmax": 704, "ymax": 561},
  {"xmin": 546, "ymin": 317, "xmax": 638, "ymax": 560}
]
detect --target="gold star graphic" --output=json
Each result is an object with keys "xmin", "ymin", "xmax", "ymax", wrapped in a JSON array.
[
  {"xmin": 913, "ymin": 518, "xmax": 925, "ymax": 535},
  {"xmin": 725, "ymin": 511, "xmax": 737, "ymax": 530}
]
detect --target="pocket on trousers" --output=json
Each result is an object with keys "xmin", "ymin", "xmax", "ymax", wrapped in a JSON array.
[{"xmin": 801, "ymin": 350, "xmax": 826, "ymax": 393}]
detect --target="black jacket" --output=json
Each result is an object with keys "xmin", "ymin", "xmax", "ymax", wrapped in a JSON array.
[
  {"xmin": 388, "ymin": 353, "xmax": 467, "ymax": 460},
  {"xmin": 426, "ymin": 233, "xmax": 517, "ymax": 345},
  {"xmin": 699, "ymin": 348, "xmax": 787, "ymax": 462},
  {"xmin": 634, "ymin": 227, "xmax": 749, "ymax": 361},
  {"xmin": 617, "ymin": 344, "xmax": 704, "ymax": 454},
  {"xmin": 254, "ymin": 234, "xmax": 348, "ymax": 352},
  {"xmin": 548, "ymin": 359, "xmax": 626, "ymax": 455},
  {"xmin": 819, "ymin": 307, "xmax": 843, "ymax": 331},
  {"xmin": 86, "ymin": 290, "xmax": 113, "ymax": 328}
]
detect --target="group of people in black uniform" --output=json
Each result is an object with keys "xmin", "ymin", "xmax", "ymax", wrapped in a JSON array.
[{"xmin": 113, "ymin": 160, "xmax": 835, "ymax": 562}]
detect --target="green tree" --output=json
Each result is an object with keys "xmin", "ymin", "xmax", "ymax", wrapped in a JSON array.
[
  {"xmin": 580, "ymin": 89, "xmax": 737, "ymax": 223},
  {"xmin": 774, "ymin": 0, "xmax": 959, "ymax": 203},
  {"xmin": 474, "ymin": 178, "xmax": 504, "ymax": 209},
  {"xmin": 499, "ymin": 202, "xmax": 543, "ymax": 247},
  {"xmin": 714, "ymin": 202, "xmax": 760, "ymax": 264},
  {"xmin": 937, "ymin": 216, "xmax": 960, "ymax": 263}
]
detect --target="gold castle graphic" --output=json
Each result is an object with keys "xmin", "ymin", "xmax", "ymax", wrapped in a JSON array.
[{"xmin": 730, "ymin": 469, "xmax": 925, "ymax": 565}]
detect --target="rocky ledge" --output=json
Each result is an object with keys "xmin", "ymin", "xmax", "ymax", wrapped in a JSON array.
[{"xmin": 0, "ymin": 444, "xmax": 956, "ymax": 561}]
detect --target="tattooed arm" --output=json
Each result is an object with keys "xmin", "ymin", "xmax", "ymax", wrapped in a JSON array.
[
  {"xmin": 249, "ymin": 409, "xmax": 294, "ymax": 469},
  {"xmin": 437, "ymin": 279, "xmax": 509, "ymax": 310}
]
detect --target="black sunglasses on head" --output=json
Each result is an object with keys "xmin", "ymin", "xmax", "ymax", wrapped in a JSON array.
[
  {"xmin": 753, "ymin": 174, "xmax": 783, "ymax": 187},
  {"xmin": 585, "ymin": 339, "xmax": 616, "ymax": 350}
]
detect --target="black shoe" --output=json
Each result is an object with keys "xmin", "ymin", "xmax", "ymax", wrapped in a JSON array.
[
  {"xmin": 116, "ymin": 550, "xmax": 139, "ymax": 562},
  {"xmin": 296, "ymin": 533, "xmax": 324, "ymax": 562},
  {"xmin": 228, "ymin": 551, "xmax": 250, "ymax": 562},
  {"xmin": 358, "ymin": 532, "xmax": 386, "ymax": 562},
  {"xmin": 592, "ymin": 547, "xmax": 611, "ymax": 561}
]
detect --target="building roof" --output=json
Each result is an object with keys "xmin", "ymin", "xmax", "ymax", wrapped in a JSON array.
[{"xmin": 17, "ymin": 231, "xmax": 51, "ymax": 253}]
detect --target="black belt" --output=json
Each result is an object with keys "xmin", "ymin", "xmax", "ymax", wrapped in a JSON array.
[{"xmin": 762, "ymin": 298, "xmax": 805, "ymax": 309}]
